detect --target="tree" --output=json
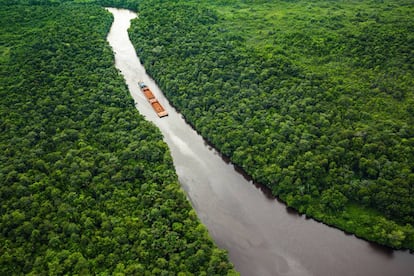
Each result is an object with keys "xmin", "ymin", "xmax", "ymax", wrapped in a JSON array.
[{"xmin": 321, "ymin": 188, "xmax": 348, "ymax": 213}]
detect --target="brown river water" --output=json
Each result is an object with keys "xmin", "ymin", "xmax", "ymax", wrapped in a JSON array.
[{"xmin": 106, "ymin": 8, "xmax": 414, "ymax": 276}]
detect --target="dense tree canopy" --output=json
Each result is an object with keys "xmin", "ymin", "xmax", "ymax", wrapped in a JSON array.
[
  {"xmin": 0, "ymin": 3, "xmax": 236, "ymax": 274},
  {"xmin": 128, "ymin": 0, "xmax": 414, "ymax": 250}
]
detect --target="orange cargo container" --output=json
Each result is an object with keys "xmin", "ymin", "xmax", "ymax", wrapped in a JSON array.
[
  {"xmin": 151, "ymin": 100, "xmax": 168, "ymax": 117},
  {"xmin": 138, "ymin": 81, "xmax": 168, "ymax": 117},
  {"xmin": 142, "ymin": 87, "xmax": 156, "ymax": 103}
]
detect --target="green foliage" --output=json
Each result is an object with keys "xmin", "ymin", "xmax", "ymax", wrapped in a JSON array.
[
  {"xmin": 321, "ymin": 188, "xmax": 348, "ymax": 213},
  {"xmin": 128, "ymin": 0, "xmax": 414, "ymax": 249},
  {"xmin": 0, "ymin": 3, "xmax": 236, "ymax": 274}
]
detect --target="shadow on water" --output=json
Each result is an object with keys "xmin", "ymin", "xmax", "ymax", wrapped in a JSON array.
[
  {"xmin": 252, "ymin": 180, "xmax": 275, "ymax": 201},
  {"xmin": 368, "ymin": 242, "xmax": 395, "ymax": 259},
  {"xmin": 285, "ymin": 206, "xmax": 302, "ymax": 217},
  {"xmin": 203, "ymin": 139, "xmax": 277, "ymax": 200}
]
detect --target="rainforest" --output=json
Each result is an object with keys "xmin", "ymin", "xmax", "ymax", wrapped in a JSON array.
[
  {"xmin": 127, "ymin": 0, "xmax": 414, "ymax": 250},
  {"xmin": 1, "ymin": 0, "xmax": 413, "ymax": 274},
  {"xmin": 0, "ymin": 2, "xmax": 236, "ymax": 274}
]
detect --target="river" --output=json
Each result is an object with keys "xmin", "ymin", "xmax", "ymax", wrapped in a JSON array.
[{"xmin": 105, "ymin": 8, "xmax": 414, "ymax": 276}]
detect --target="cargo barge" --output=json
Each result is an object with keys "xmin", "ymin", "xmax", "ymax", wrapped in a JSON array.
[{"xmin": 138, "ymin": 81, "xmax": 168, "ymax": 118}]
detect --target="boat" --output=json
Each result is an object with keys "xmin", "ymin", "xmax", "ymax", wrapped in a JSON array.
[{"xmin": 138, "ymin": 81, "xmax": 168, "ymax": 117}]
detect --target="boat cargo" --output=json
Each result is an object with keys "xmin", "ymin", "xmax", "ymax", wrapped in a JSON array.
[
  {"xmin": 138, "ymin": 81, "xmax": 168, "ymax": 117},
  {"xmin": 151, "ymin": 100, "xmax": 168, "ymax": 117},
  {"xmin": 141, "ymin": 86, "xmax": 156, "ymax": 103}
]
